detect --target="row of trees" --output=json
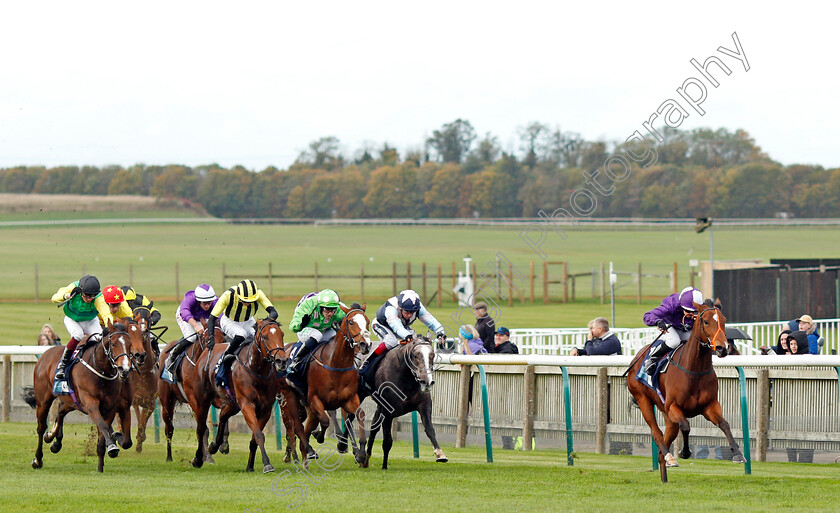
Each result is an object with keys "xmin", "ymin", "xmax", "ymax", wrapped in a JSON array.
[{"xmin": 1, "ymin": 122, "xmax": 836, "ymax": 219}]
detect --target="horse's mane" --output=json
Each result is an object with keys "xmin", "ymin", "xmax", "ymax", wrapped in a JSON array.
[{"xmin": 702, "ymin": 298, "xmax": 715, "ymax": 307}]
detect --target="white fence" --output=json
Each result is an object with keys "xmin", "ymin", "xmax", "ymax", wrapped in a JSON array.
[{"xmin": 510, "ymin": 318, "xmax": 840, "ymax": 356}]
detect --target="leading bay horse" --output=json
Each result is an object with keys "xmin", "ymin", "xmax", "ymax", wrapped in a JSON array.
[
  {"xmin": 279, "ymin": 304, "xmax": 371, "ymax": 467},
  {"xmin": 29, "ymin": 318, "xmax": 145, "ymax": 472},
  {"xmin": 627, "ymin": 298, "xmax": 746, "ymax": 483},
  {"xmin": 115, "ymin": 310, "xmax": 159, "ymax": 452},
  {"xmin": 364, "ymin": 335, "xmax": 448, "ymax": 469},
  {"xmin": 190, "ymin": 318, "xmax": 285, "ymax": 473}
]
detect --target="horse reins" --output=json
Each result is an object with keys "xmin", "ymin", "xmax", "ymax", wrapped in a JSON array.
[
  {"xmin": 313, "ymin": 308, "xmax": 367, "ymax": 373},
  {"xmin": 668, "ymin": 304, "xmax": 725, "ymax": 377},
  {"xmin": 233, "ymin": 319, "xmax": 284, "ymax": 380}
]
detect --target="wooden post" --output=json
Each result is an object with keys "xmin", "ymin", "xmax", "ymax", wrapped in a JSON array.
[
  {"xmin": 543, "ymin": 261, "xmax": 549, "ymax": 304},
  {"xmin": 314, "ymin": 262, "xmax": 319, "ymax": 291},
  {"xmin": 595, "ymin": 367, "xmax": 608, "ymax": 454},
  {"xmin": 175, "ymin": 262, "xmax": 180, "ymax": 301},
  {"xmin": 471, "ymin": 262, "xmax": 477, "ymax": 292},
  {"xmin": 34, "ymin": 263, "xmax": 39, "ymax": 304},
  {"xmin": 637, "ymin": 262, "xmax": 642, "ymax": 305},
  {"xmin": 2, "ymin": 355, "xmax": 10, "ymax": 422},
  {"xmin": 360, "ymin": 263, "xmax": 365, "ymax": 303},
  {"xmin": 571, "ymin": 275, "xmax": 575, "ymax": 302},
  {"xmin": 529, "ymin": 261, "xmax": 534, "ymax": 303},
  {"xmin": 268, "ymin": 262, "xmax": 273, "ymax": 299},
  {"xmin": 455, "ymin": 365, "xmax": 472, "ymax": 448},
  {"xmin": 437, "ymin": 264, "xmax": 442, "ymax": 308},
  {"xmin": 221, "ymin": 262, "xmax": 226, "ymax": 289},
  {"xmin": 600, "ymin": 262, "xmax": 605, "ymax": 305},
  {"xmin": 129, "ymin": 263, "xmax": 133, "ymax": 287},
  {"xmin": 451, "ymin": 262, "xmax": 456, "ymax": 301},
  {"xmin": 522, "ymin": 365, "xmax": 535, "ymax": 450},
  {"xmin": 562, "ymin": 261, "xmax": 568, "ymax": 303},
  {"xmin": 392, "ymin": 262, "xmax": 397, "ymax": 296},
  {"xmin": 757, "ymin": 369, "xmax": 770, "ymax": 461},
  {"xmin": 406, "ymin": 262, "xmax": 411, "ymax": 290},
  {"xmin": 422, "ymin": 262, "xmax": 427, "ymax": 302},
  {"xmin": 673, "ymin": 262, "xmax": 678, "ymax": 294},
  {"xmin": 508, "ymin": 264, "xmax": 514, "ymax": 307}
]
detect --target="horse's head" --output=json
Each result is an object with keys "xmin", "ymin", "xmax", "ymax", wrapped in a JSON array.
[
  {"xmin": 254, "ymin": 318, "xmax": 285, "ymax": 370},
  {"xmin": 339, "ymin": 303, "xmax": 371, "ymax": 355},
  {"xmin": 405, "ymin": 336, "xmax": 436, "ymax": 392},
  {"xmin": 106, "ymin": 318, "xmax": 146, "ymax": 378},
  {"xmin": 692, "ymin": 298, "xmax": 728, "ymax": 357},
  {"xmin": 133, "ymin": 309, "xmax": 151, "ymax": 351}
]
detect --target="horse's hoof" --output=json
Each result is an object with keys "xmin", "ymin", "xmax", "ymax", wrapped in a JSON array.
[
  {"xmin": 50, "ymin": 441, "xmax": 62, "ymax": 454},
  {"xmin": 246, "ymin": 467, "xmax": 254, "ymax": 473},
  {"xmin": 113, "ymin": 432, "xmax": 124, "ymax": 443},
  {"xmin": 220, "ymin": 442, "xmax": 230, "ymax": 455},
  {"xmin": 664, "ymin": 453, "xmax": 679, "ymax": 467},
  {"xmin": 306, "ymin": 448, "xmax": 319, "ymax": 460},
  {"xmin": 336, "ymin": 441, "xmax": 348, "ymax": 454},
  {"xmin": 208, "ymin": 442, "xmax": 219, "ymax": 455},
  {"xmin": 121, "ymin": 439, "xmax": 133, "ymax": 450},
  {"xmin": 263, "ymin": 464, "xmax": 275, "ymax": 474},
  {"xmin": 43, "ymin": 433, "xmax": 54, "ymax": 443},
  {"xmin": 107, "ymin": 444, "xmax": 120, "ymax": 458},
  {"xmin": 205, "ymin": 455, "xmax": 216, "ymax": 464},
  {"xmin": 733, "ymin": 455, "xmax": 747, "ymax": 464},
  {"xmin": 283, "ymin": 455, "xmax": 291, "ymax": 464},
  {"xmin": 436, "ymin": 456, "xmax": 449, "ymax": 463},
  {"xmin": 192, "ymin": 457, "xmax": 203, "ymax": 469},
  {"xmin": 136, "ymin": 441, "xmax": 144, "ymax": 453},
  {"xmin": 166, "ymin": 456, "xmax": 173, "ymax": 463},
  {"xmin": 32, "ymin": 458, "xmax": 42, "ymax": 469},
  {"xmin": 680, "ymin": 450, "xmax": 691, "ymax": 460},
  {"xmin": 434, "ymin": 449, "xmax": 448, "ymax": 462}
]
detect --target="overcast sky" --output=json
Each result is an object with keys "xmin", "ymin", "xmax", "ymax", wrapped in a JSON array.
[{"xmin": 1, "ymin": 1, "xmax": 836, "ymax": 171}]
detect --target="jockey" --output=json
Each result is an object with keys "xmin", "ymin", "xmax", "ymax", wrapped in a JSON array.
[
  {"xmin": 207, "ymin": 280, "xmax": 278, "ymax": 385},
  {"xmin": 163, "ymin": 284, "xmax": 218, "ymax": 379},
  {"xmin": 362, "ymin": 289, "xmax": 446, "ymax": 380},
  {"xmin": 120, "ymin": 286, "xmax": 162, "ymax": 326},
  {"xmin": 51, "ymin": 275, "xmax": 111, "ymax": 383},
  {"xmin": 284, "ymin": 289, "xmax": 345, "ymax": 386},
  {"xmin": 643, "ymin": 286, "xmax": 704, "ymax": 374},
  {"xmin": 97, "ymin": 285, "xmax": 134, "ymax": 327}
]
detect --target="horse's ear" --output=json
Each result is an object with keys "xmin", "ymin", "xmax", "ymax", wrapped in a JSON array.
[
  {"xmin": 692, "ymin": 301, "xmax": 702, "ymax": 312},
  {"xmin": 107, "ymin": 319, "xmax": 114, "ymax": 330},
  {"xmin": 340, "ymin": 304, "xmax": 350, "ymax": 314},
  {"xmin": 714, "ymin": 297, "xmax": 722, "ymax": 308},
  {"xmin": 360, "ymin": 302, "xmax": 366, "ymax": 312}
]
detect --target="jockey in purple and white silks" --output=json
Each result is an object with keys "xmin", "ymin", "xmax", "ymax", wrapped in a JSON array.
[
  {"xmin": 643, "ymin": 286, "xmax": 704, "ymax": 374},
  {"xmin": 361, "ymin": 290, "xmax": 446, "ymax": 380}
]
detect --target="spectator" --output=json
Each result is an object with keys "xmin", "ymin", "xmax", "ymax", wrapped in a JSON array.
[
  {"xmin": 459, "ymin": 325, "xmax": 487, "ymax": 355},
  {"xmin": 789, "ymin": 315, "xmax": 820, "ymax": 354},
  {"xmin": 768, "ymin": 329, "xmax": 792, "ymax": 355},
  {"xmin": 571, "ymin": 317, "xmax": 622, "ymax": 356},
  {"xmin": 493, "ymin": 327, "xmax": 519, "ymax": 354},
  {"xmin": 788, "ymin": 331, "xmax": 810, "ymax": 355},
  {"xmin": 37, "ymin": 324, "xmax": 61, "ymax": 346},
  {"xmin": 473, "ymin": 302, "xmax": 496, "ymax": 353}
]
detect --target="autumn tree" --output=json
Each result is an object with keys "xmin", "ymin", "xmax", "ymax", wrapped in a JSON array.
[{"xmin": 426, "ymin": 119, "xmax": 476, "ymax": 163}]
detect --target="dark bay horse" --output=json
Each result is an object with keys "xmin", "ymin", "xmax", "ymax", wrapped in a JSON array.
[
  {"xmin": 29, "ymin": 319, "xmax": 145, "ymax": 472},
  {"xmin": 280, "ymin": 304, "xmax": 371, "ymax": 467},
  {"xmin": 364, "ymin": 335, "xmax": 448, "ymax": 469},
  {"xmin": 189, "ymin": 319, "xmax": 285, "ymax": 473},
  {"xmin": 157, "ymin": 321, "xmax": 223, "ymax": 463},
  {"xmin": 115, "ymin": 311, "xmax": 159, "ymax": 452},
  {"xmin": 627, "ymin": 299, "xmax": 746, "ymax": 482}
]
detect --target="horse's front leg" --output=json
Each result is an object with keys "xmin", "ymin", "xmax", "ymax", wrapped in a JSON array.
[
  {"xmin": 633, "ymin": 391, "xmax": 670, "ymax": 483},
  {"xmin": 365, "ymin": 405, "xmax": 384, "ymax": 468},
  {"xmin": 136, "ymin": 402, "xmax": 154, "ymax": 452},
  {"xmin": 86, "ymin": 398, "xmax": 120, "ymax": 460},
  {"xmin": 703, "ymin": 400, "xmax": 746, "ymax": 463},
  {"xmin": 116, "ymin": 400, "xmax": 133, "ymax": 450},
  {"xmin": 664, "ymin": 403, "xmax": 692, "ymax": 461},
  {"xmin": 419, "ymin": 398, "xmax": 448, "ymax": 462},
  {"xmin": 240, "ymin": 400, "xmax": 274, "ymax": 474},
  {"xmin": 308, "ymin": 396, "xmax": 330, "ymax": 445},
  {"xmin": 343, "ymin": 396, "xmax": 366, "ymax": 467}
]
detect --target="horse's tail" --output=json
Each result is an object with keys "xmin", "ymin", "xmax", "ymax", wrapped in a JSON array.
[{"xmin": 22, "ymin": 386, "xmax": 36, "ymax": 408}]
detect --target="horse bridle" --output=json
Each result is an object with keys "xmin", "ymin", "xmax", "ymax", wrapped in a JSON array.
[
  {"xmin": 402, "ymin": 337, "xmax": 433, "ymax": 384},
  {"xmin": 78, "ymin": 327, "xmax": 132, "ymax": 381},
  {"xmin": 338, "ymin": 308, "xmax": 369, "ymax": 350},
  {"xmin": 693, "ymin": 305, "xmax": 725, "ymax": 350},
  {"xmin": 254, "ymin": 319, "xmax": 285, "ymax": 365}
]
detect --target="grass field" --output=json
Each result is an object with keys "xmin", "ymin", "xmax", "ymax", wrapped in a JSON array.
[
  {"xmin": 3, "ymin": 219, "xmax": 840, "ymax": 345},
  {"xmin": 2, "ymin": 421, "xmax": 838, "ymax": 512}
]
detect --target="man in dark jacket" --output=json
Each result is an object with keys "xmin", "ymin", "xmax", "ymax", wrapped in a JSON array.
[
  {"xmin": 473, "ymin": 302, "xmax": 496, "ymax": 353},
  {"xmin": 493, "ymin": 327, "xmax": 519, "ymax": 354},
  {"xmin": 571, "ymin": 317, "xmax": 622, "ymax": 356}
]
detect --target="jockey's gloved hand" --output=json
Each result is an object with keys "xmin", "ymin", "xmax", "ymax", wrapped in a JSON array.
[
  {"xmin": 656, "ymin": 320, "xmax": 669, "ymax": 331},
  {"xmin": 150, "ymin": 310, "xmax": 162, "ymax": 326},
  {"xmin": 404, "ymin": 333, "xmax": 414, "ymax": 342},
  {"xmin": 266, "ymin": 306, "xmax": 278, "ymax": 321},
  {"xmin": 300, "ymin": 314, "xmax": 311, "ymax": 327},
  {"xmin": 436, "ymin": 332, "xmax": 447, "ymax": 343},
  {"xmin": 206, "ymin": 315, "xmax": 217, "ymax": 350}
]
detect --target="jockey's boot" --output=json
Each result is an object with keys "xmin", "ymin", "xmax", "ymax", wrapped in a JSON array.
[
  {"xmin": 644, "ymin": 343, "xmax": 671, "ymax": 374},
  {"xmin": 164, "ymin": 338, "xmax": 191, "ymax": 374},
  {"xmin": 286, "ymin": 337, "xmax": 318, "ymax": 377},
  {"xmin": 221, "ymin": 335, "xmax": 246, "ymax": 364},
  {"xmin": 54, "ymin": 338, "xmax": 78, "ymax": 381}
]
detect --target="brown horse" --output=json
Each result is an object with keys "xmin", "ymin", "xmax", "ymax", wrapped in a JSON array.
[
  {"xmin": 627, "ymin": 299, "xmax": 746, "ymax": 482},
  {"xmin": 189, "ymin": 318, "xmax": 285, "ymax": 473},
  {"xmin": 157, "ymin": 321, "xmax": 224, "ymax": 463},
  {"xmin": 280, "ymin": 304, "xmax": 372, "ymax": 467},
  {"xmin": 29, "ymin": 319, "xmax": 146, "ymax": 472},
  {"xmin": 114, "ymin": 311, "xmax": 159, "ymax": 452}
]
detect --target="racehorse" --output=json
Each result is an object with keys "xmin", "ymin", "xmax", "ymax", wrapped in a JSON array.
[
  {"xmin": 29, "ymin": 319, "xmax": 145, "ymax": 472},
  {"xmin": 115, "ymin": 310, "xmax": 159, "ymax": 452},
  {"xmin": 626, "ymin": 298, "xmax": 746, "ymax": 482},
  {"xmin": 363, "ymin": 335, "xmax": 448, "ymax": 469},
  {"xmin": 157, "ymin": 320, "xmax": 224, "ymax": 463},
  {"xmin": 279, "ymin": 304, "xmax": 371, "ymax": 467},
  {"xmin": 189, "ymin": 318, "xmax": 285, "ymax": 473}
]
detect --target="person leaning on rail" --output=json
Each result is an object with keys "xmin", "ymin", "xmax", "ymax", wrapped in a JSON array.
[
  {"xmin": 571, "ymin": 317, "xmax": 621, "ymax": 356},
  {"xmin": 492, "ymin": 326, "xmax": 519, "ymax": 354}
]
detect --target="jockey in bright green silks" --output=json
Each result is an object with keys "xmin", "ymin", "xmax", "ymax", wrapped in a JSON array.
[{"xmin": 284, "ymin": 289, "xmax": 344, "ymax": 390}]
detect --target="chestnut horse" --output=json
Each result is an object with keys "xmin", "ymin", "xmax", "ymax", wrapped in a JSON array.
[
  {"xmin": 115, "ymin": 310, "xmax": 159, "ymax": 452},
  {"xmin": 157, "ymin": 321, "xmax": 224, "ymax": 463},
  {"xmin": 627, "ymin": 299, "xmax": 746, "ymax": 483},
  {"xmin": 189, "ymin": 318, "xmax": 285, "ymax": 473},
  {"xmin": 279, "ymin": 304, "xmax": 371, "ymax": 467},
  {"xmin": 29, "ymin": 319, "xmax": 145, "ymax": 472}
]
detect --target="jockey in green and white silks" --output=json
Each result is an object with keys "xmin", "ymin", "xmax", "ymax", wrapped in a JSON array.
[
  {"xmin": 364, "ymin": 290, "xmax": 446, "ymax": 369},
  {"xmin": 285, "ymin": 289, "xmax": 344, "ymax": 378}
]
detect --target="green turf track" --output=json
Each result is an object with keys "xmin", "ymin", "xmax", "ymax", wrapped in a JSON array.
[{"xmin": 2, "ymin": 421, "xmax": 839, "ymax": 512}]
